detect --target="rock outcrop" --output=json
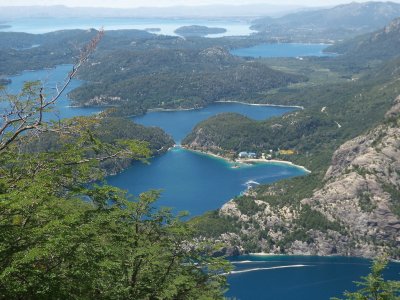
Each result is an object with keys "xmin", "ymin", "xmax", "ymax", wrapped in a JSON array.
[{"xmin": 212, "ymin": 97, "xmax": 400, "ymax": 258}]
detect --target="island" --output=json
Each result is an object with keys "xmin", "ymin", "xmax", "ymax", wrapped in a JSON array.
[
  {"xmin": 174, "ymin": 25, "xmax": 227, "ymax": 37},
  {"xmin": 0, "ymin": 24, "xmax": 11, "ymax": 30}
]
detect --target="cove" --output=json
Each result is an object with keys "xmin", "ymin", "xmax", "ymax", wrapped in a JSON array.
[
  {"xmin": 226, "ymin": 255, "xmax": 400, "ymax": 300},
  {"xmin": 231, "ymin": 43, "xmax": 334, "ymax": 58},
  {"xmin": 107, "ymin": 146, "xmax": 306, "ymax": 216}
]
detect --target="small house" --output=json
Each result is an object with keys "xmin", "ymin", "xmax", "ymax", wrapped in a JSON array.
[
  {"xmin": 248, "ymin": 152, "xmax": 257, "ymax": 159},
  {"xmin": 238, "ymin": 152, "xmax": 249, "ymax": 158}
]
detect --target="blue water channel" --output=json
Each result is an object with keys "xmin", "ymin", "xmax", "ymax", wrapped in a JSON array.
[{"xmin": 4, "ymin": 54, "xmax": 396, "ymax": 300}]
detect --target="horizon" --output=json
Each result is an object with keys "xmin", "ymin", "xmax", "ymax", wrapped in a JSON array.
[{"xmin": 1, "ymin": 0, "xmax": 400, "ymax": 8}]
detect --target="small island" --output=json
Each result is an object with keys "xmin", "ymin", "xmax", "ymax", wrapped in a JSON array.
[{"xmin": 174, "ymin": 25, "xmax": 227, "ymax": 37}]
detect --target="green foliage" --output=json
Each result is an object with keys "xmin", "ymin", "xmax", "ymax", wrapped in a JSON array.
[
  {"xmin": 189, "ymin": 211, "xmax": 239, "ymax": 238},
  {"xmin": 21, "ymin": 116, "xmax": 174, "ymax": 175},
  {"xmin": 381, "ymin": 183, "xmax": 400, "ymax": 218},
  {"xmin": 296, "ymin": 205, "xmax": 342, "ymax": 233},
  {"xmin": 0, "ymin": 126, "xmax": 231, "ymax": 298},
  {"xmin": 358, "ymin": 190, "xmax": 377, "ymax": 213},
  {"xmin": 235, "ymin": 196, "xmax": 263, "ymax": 216},
  {"xmin": 332, "ymin": 257, "xmax": 400, "ymax": 300},
  {"xmin": 246, "ymin": 173, "xmax": 323, "ymax": 208},
  {"xmin": 0, "ymin": 75, "xmax": 230, "ymax": 298}
]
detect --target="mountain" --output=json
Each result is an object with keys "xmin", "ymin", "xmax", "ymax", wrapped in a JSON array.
[
  {"xmin": 191, "ymin": 97, "xmax": 400, "ymax": 258},
  {"xmin": 327, "ymin": 17, "xmax": 400, "ymax": 62},
  {"xmin": 251, "ymin": 2, "xmax": 400, "ymax": 40}
]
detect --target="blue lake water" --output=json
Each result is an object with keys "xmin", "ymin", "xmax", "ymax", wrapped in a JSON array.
[
  {"xmin": 3, "ymin": 64, "xmax": 102, "ymax": 120},
  {"xmin": 3, "ymin": 65, "xmax": 304, "ymax": 216},
  {"xmin": 0, "ymin": 17, "xmax": 255, "ymax": 37},
  {"xmin": 231, "ymin": 43, "xmax": 334, "ymax": 58},
  {"xmin": 134, "ymin": 103, "xmax": 295, "ymax": 143},
  {"xmin": 5, "ymin": 66, "xmax": 398, "ymax": 300},
  {"xmin": 227, "ymin": 255, "xmax": 400, "ymax": 300},
  {"xmin": 107, "ymin": 146, "xmax": 306, "ymax": 216}
]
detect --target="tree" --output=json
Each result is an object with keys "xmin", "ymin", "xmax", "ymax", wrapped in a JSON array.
[
  {"xmin": 0, "ymin": 31, "xmax": 231, "ymax": 299},
  {"xmin": 332, "ymin": 257, "xmax": 400, "ymax": 300},
  {"xmin": 0, "ymin": 29, "xmax": 104, "ymax": 151}
]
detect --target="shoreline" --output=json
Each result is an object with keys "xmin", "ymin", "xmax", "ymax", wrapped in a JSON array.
[
  {"xmin": 237, "ymin": 157, "xmax": 311, "ymax": 173},
  {"xmin": 246, "ymin": 253, "xmax": 400, "ymax": 263},
  {"xmin": 147, "ymin": 107, "xmax": 200, "ymax": 112},
  {"xmin": 181, "ymin": 146, "xmax": 311, "ymax": 173},
  {"xmin": 215, "ymin": 100, "xmax": 304, "ymax": 110},
  {"xmin": 146, "ymin": 100, "xmax": 304, "ymax": 114}
]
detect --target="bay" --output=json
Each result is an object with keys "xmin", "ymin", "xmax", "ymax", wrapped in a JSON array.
[
  {"xmin": 231, "ymin": 43, "xmax": 334, "ymax": 58},
  {"xmin": 107, "ymin": 146, "xmax": 306, "ymax": 216}
]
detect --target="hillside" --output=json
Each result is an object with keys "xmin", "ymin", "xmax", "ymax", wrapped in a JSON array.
[
  {"xmin": 326, "ymin": 17, "xmax": 400, "ymax": 63},
  {"xmin": 23, "ymin": 117, "xmax": 175, "ymax": 176},
  {"xmin": 0, "ymin": 29, "xmax": 157, "ymax": 76},
  {"xmin": 252, "ymin": 2, "xmax": 400, "ymax": 40},
  {"xmin": 69, "ymin": 47, "xmax": 306, "ymax": 116},
  {"xmin": 191, "ymin": 97, "xmax": 400, "ymax": 258}
]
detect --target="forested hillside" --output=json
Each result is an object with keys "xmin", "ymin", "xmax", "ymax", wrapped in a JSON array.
[{"xmin": 69, "ymin": 47, "xmax": 306, "ymax": 116}]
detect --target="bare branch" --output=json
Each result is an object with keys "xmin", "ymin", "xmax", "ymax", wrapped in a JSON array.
[{"xmin": 0, "ymin": 28, "xmax": 105, "ymax": 152}]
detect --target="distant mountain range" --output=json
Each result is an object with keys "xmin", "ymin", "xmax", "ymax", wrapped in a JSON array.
[{"xmin": 252, "ymin": 1, "xmax": 400, "ymax": 36}]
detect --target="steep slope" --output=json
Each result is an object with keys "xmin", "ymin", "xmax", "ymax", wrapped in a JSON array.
[
  {"xmin": 327, "ymin": 17, "xmax": 400, "ymax": 62},
  {"xmin": 191, "ymin": 97, "xmax": 400, "ymax": 258}
]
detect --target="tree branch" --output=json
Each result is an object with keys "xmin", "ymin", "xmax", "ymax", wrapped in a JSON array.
[{"xmin": 0, "ymin": 28, "xmax": 104, "ymax": 152}]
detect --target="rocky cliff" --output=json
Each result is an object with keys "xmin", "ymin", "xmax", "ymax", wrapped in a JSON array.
[{"xmin": 205, "ymin": 97, "xmax": 400, "ymax": 258}]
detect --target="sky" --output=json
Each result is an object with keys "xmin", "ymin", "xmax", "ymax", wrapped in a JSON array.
[{"xmin": 1, "ymin": 0, "xmax": 400, "ymax": 8}]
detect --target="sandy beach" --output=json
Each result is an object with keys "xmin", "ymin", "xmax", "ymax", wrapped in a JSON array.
[
  {"xmin": 181, "ymin": 146, "xmax": 311, "ymax": 173},
  {"xmin": 215, "ymin": 100, "xmax": 304, "ymax": 110}
]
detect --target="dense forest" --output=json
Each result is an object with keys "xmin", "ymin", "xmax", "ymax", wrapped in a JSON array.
[{"xmin": 69, "ymin": 47, "xmax": 306, "ymax": 116}]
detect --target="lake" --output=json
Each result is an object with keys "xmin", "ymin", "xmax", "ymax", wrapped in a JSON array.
[
  {"xmin": 3, "ymin": 66, "xmax": 305, "ymax": 216},
  {"xmin": 4, "ymin": 64, "xmax": 398, "ymax": 300},
  {"xmin": 227, "ymin": 255, "xmax": 400, "ymax": 300},
  {"xmin": 231, "ymin": 43, "xmax": 334, "ymax": 58},
  {"xmin": 3, "ymin": 64, "xmax": 102, "ymax": 120},
  {"xmin": 134, "ymin": 103, "xmax": 296, "ymax": 143},
  {"xmin": 0, "ymin": 17, "xmax": 255, "ymax": 37},
  {"xmin": 107, "ymin": 146, "xmax": 306, "ymax": 216}
]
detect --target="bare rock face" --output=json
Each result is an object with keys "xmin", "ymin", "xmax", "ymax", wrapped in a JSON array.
[{"xmin": 214, "ymin": 98, "xmax": 400, "ymax": 259}]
